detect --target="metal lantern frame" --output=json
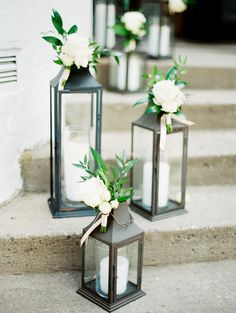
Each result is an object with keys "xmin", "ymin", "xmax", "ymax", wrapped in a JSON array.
[
  {"xmin": 48, "ymin": 67, "xmax": 102, "ymax": 218},
  {"xmin": 130, "ymin": 112, "xmax": 189, "ymax": 221},
  {"xmin": 141, "ymin": 0, "xmax": 174, "ymax": 59},
  {"xmin": 78, "ymin": 203, "xmax": 146, "ymax": 312}
]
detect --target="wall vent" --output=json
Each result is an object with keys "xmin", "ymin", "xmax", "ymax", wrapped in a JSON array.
[{"xmin": 0, "ymin": 55, "xmax": 17, "ymax": 84}]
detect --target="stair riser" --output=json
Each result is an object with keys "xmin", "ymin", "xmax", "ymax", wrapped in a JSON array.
[
  {"xmin": 21, "ymin": 154, "xmax": 236, "ymax": 193},
  {"xmin": 102, "ymin": 104, "xmax": 236, "ymax": 132},
  {"xmin": 97, "ymin": 61, "xmax": 236, "ymax": 90},
  {"xmin": 0, "ymin": 227, "xmax": 235, "ymax": 274}
]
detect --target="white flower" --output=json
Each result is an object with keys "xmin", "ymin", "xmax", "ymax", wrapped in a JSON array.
[
  {"xmin": 60, "ymin": 53, "xmax": 74, "ymax": 66},
  {"xmin": 79, "ymin": 177, "xmax": 111, "ymax": 208},
  {"xmin": 121, "ymin": 11, "xmax": 146, "ymax": 36},
  {"xmin": 99, "ymin": 202, "xmax": 112, "ymax": 215},
  {"xmin": 110, "ymin": 199, "xmax": 119, "ymax": 209},
  {"xmin": 169, "ymin": 0, "xmax": 187, "ymax": 14},
  {"xmin": 61, "ymin": 34, "xmax": 93, "ymax": 68},
  {"xmin": 124, "ymin": 40, "xmax": 136, "ymax": 53},
  {"xmin": 152, "ymin": 80, "xmax": 185, "ymax": 113}
]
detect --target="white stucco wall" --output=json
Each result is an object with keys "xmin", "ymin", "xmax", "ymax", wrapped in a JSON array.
[{"xmin": 0, "ymin": 0, "xmax": 92, "ymax": 204}]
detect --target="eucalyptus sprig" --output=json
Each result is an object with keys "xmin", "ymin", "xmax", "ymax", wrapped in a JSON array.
[{"xmin": 73, "ymin": 148, "xmax": 137, "ymax": 203}]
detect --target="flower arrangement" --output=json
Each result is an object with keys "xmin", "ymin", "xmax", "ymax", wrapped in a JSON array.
[
  {"xmin": 113, "ymin": 11, "xmax": 146, "ymax": 53},
  {"xmin": 74, "ymin": 148, "xmax": 137, "ymax": 232},
  {"xmin": 42, "ymin": 9, "xmax": 119, "ymax": 89},
  {"xmin": 134, "ymin": 56, "xmax": 193, "ymax": 149},
  {"xmin": 168, "ymin": 0, "xmax": 196, "ymax": 14}
]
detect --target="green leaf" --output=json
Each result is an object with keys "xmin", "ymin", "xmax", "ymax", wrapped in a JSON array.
[
  {"xmin": 73, "ymin": 163, "xmax": 85, "ymax": 169},
  {"xmin": 52, "ymin": 9, "xmax": 63, "ymax": 28},
  {"xmin": 133, "ymin": 98, "xmax": 148, "ymax": 106},
  {"xmin": 113, "ymin": 24, "xmax": 128, "ymax": 36},
  {"xmin": 114, "ymin": 55, "xmax": 120, "ymax": 65},
  {"xmin": 52, "ymin": 16, "xmax": 64, "ymax": 35},
  {"xmin": 68, "ymin": 25, "xmax": 78, "ymax": 35},
  {"xmin": 165, "ymin": 66, "xmax": 177, "ymax": 80},
  {"xmin": 53, "ymin": 59, "xmax": 63, "ymax": 65},
  {"xmin": 84, "ymin": 154, "xmax": 88, "ymax": 164},
  {"xmin": 153, "ymin": 65, "xmax": 158, "ymax": 76},
  {"xmin": 117, "ymin": 195, "xmax": 131, "ymax": 202},
  {"xmin": 90, "ymin": 148, "xmax": 108, "ymax": 173},
  {"xmin": 143, "ymin": 73, "xmax": 151, "ymax": 79},
  {"xmin": 115, "ymin": 155, "xmax": 123, "ymax": 169},
  {"xmin": 146, "ymin": 105, "xmax": 161, "ymax": 114},
  {"xmin": 42, "ymin": 36, "xmax": 63, "ymax": 46}
]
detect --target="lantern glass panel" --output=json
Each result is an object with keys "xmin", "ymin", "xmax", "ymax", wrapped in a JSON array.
[
  {"xmin": 132, "ymin": 126, "xmax": 154, "ymax": 212},
  {"xmin": 50, "ymin": 86, "xmax": 55, "ymax": 199},
  {"xmin": 84, "ymin": 237, "xmax": 96, "ymax": 291},
  {"xmin": 164, "ymin": 131, "xmax": 184, "ymax": 207},
  {"xmin": 95, "ymin": 240, "xmax": 110, "ymax": 298},
  {"xmin": 60, "ymin": 93, "xmax": 97, "ymax": 208}
]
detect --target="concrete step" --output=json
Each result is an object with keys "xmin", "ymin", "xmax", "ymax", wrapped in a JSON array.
[
  {"xmin": 20, "ymin": 130, "xmax": 236, "ymax": 192},
  {"xmin": 96, "ymin": 42, "xmax": 236, "ymax": 90},
  {"xmin": 0, "ymin": 260, "xmax": 235, "ymax": 313},
  {"xmin": 0, "ymin": 187, "xmax": 235, "ymax": 274},
  {"xmin": 101, "ymin": 90, "xmax": 236, "ymax": 132}
]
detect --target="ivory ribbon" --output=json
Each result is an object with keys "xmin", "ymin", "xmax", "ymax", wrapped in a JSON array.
[
  {"xmin": 80, "ymin": 214, "xmax": 103, "ymax": 247},
  {"xmin": 58, "ymin": 68, "xmax": 70, "ymax": 91},
  {"xmin": 160, "ymin": 113, "xmax": 194, "ymax": 151}
]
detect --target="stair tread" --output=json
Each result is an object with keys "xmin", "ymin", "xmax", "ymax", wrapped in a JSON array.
[{"xmin": 0, "ymin": 186, "xmax": 235, "ymax": 238}]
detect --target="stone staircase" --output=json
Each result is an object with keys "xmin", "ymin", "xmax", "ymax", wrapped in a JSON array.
[{"xmin": 1, "ymin": 42, "xmax": 236, "ymax": 274}]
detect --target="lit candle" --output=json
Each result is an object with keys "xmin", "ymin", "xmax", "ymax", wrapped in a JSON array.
[
  {"xmin": 128, "ymin": 54, "xmax": 144, "ymax": 91},
  {"xmin": 142, "ymin": 161, "xmax": 170, "ymax": 207},
  {"xmin": 99, "ymin": 256, "xmax": 129, "ymax": 295},
  {"xmin": 95, "ymin": 3, "xmax": 106, "ymax": 48},
  {"xmin": 64, "ymin": 139, "xmax": 89, "ymax": 202},
  {"xmin": 159, "ymin": 24, "xmax": 171, "ymax": 57},
  {"xmin": 106, "ymin": 3, "xmax": 116, "ymax": 49},
  {"xmin": 148, "ymin": 17, "xmax": 160, "ymax": 57}
]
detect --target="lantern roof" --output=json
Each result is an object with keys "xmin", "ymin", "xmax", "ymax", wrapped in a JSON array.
[
  {"xmin": 85, "ymin": 202, "xmax": 143, "ymax": 245},
  {"xmin": 132, "ymin": 111, "xmax": 187, "ymax": 132},
  {"xmin": 50, "ymin": 66, "xmax": 102, "ymax": 91}
]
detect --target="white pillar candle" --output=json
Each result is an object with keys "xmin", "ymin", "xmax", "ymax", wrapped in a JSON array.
[
  {"xmin": 159, "ymin": 25, "xmax": 171, "ymax": 57},
  {"xmin": 95, "ymin": 3, "xmax": 106, "ymax": 48},
  {"xmin": 128, "ymin": 54, "xmax": 144, "ymax": 91},
  {"xmin": 148, "ymin": 18, "xmax": 160, "ymax": 57},
  {"xmin": 99, "ymin": 256, "xmax": 129, "ymax": 295},
  {"xmin": 142, "ymin": 161, "xmax": 170, "ymax": 207},
  {"xmin": 64, "ymin": 140, "xmax": 89, "ymax": 202},
  {"xmin": 109, "ymin": 54, "xmax": 126, "ymax": 90},
  {"xmin": 106, "ymin": 4, "xmax": 116, "ymax": 49}
]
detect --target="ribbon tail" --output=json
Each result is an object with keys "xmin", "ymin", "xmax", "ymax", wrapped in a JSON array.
[
  {"xmin": 80, "ymin": 216, "xmax": 103, "ymax": 247},
  {"xmin": 160, "ymin": 114, "xmax": 167, "ymax": 151},
  {"xmin": 58, "ymin": 68, "xmax": 70, "ymax": 91},
  {"xmin": 170, "ymin": 113, "xmax": 194, "ymax": 126}
]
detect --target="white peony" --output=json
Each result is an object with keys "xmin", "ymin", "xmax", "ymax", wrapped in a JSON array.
[
  {"xmin": 99, "ymin": 202, "xmax": 112, "ymax": 215},
  {"xmin": 110, "ymin": 199, "xmax": 119, "ymax": 209},
  {"xmin": 121, "ymin": 11, "xmax": 146, "ymax": 36},
  {"xmin": 79, "ymin": 177, "xmax": 111, "ymax": 208},
  {"xmin": 169, "ymin": 0, "xmax": 187, "ymax": 14},
  {"xmin": 124, "ymin": 39, "xmax": 136, "ymax": 53},
  {"xmin": 152, "ymin": 80, "xmax": 185, "ymax": 113},
  {"xmin": 61, "ymin": 34, "xmax": 93, "ymax": 68}
]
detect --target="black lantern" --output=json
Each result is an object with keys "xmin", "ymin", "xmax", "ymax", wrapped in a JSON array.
[
  {"xmin": 130, "ymin": 112, "xmax": 188, "ymax": 221},
  {"xmin": 78, "ymin": 202, "xmax": 145, "ymax": 312},
  {"xmin": 48, "ymin": 67, "xmax": 102, "ymax": 218},
  {"xmin": 141, "ymin": 0, "xmax": 174, "ymax": 59}
]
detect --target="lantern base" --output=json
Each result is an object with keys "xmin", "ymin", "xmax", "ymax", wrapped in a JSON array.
[
  {"xmin": 48, "ymin": 197, "xmax": 96, "ymax": 218},
  {"xmin": 148, "ymin": 54, "xmax": 173, "ymax": 60},
  {"xmin": 130, "ymin": 199, "xmax": 187, "ymax": 222},
  {"xmin": 77, "ymin": 286, "xmax": 146, "ymax": 312}
]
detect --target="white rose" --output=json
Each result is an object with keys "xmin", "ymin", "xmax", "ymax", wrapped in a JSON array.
[
  {"xmin": 124, "ymin": 40, "xmax": 136, "ymax": 53},
  {"xmin": 121, "ymin": 11, "xmax": 146, "ymax": 36},
  {"xmin": 79, "ymin": 177, "xmax": 110, "ymax": 208},
  {"xmin": 110, "ymin": 199, "xmax": 119, "ymax": 209},
  {"xmin": 152, "ymin": 80, "xmax": 185, "ymax": 113},
  {"xmin": 61, "ymin": 34, "xmax": 93, "ymax": 68},
  {"xmin": 60, "ymin": 53, "xmax": 74, "ymax": 66},
  {"xmin": 169, "ymin": 0, "xmax": 187, "ymax": 14},
  {"xmin": 99, "ymin": 202, "xmax": 112, "ymax": 215}
]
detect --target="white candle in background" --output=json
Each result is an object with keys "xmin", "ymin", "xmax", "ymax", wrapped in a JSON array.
[
  {"xmin": 106, "ymin": 3, "xmax": 116, "ymax": 49},
  {"xmin": 159, "ymin": 25, "xmax": 171, "ymax": 57},
  {"xmin": 128, "ymin": 54, "xmax": 144, "ymax": 91},
  {"xmin": 142, "ymin": 161, "xmax": 170, "ymax": 207},
  {"xmin": 99, "ymin": 256, "xmax": 129, "ymax": 295},
  {"xmin": 64, "ymin": 140, "xmax": 89, "ymax": 202},
  {"xmin": 148, "ymin": 17, "xmax": 160, "ymax": 57},
  {"xmin": 95, "ymin": 3, "xmax": 106, "ymax": 47},
  {"xmin": 109, "ymin": 54, "xmax": 127, "ymax": 90}
]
